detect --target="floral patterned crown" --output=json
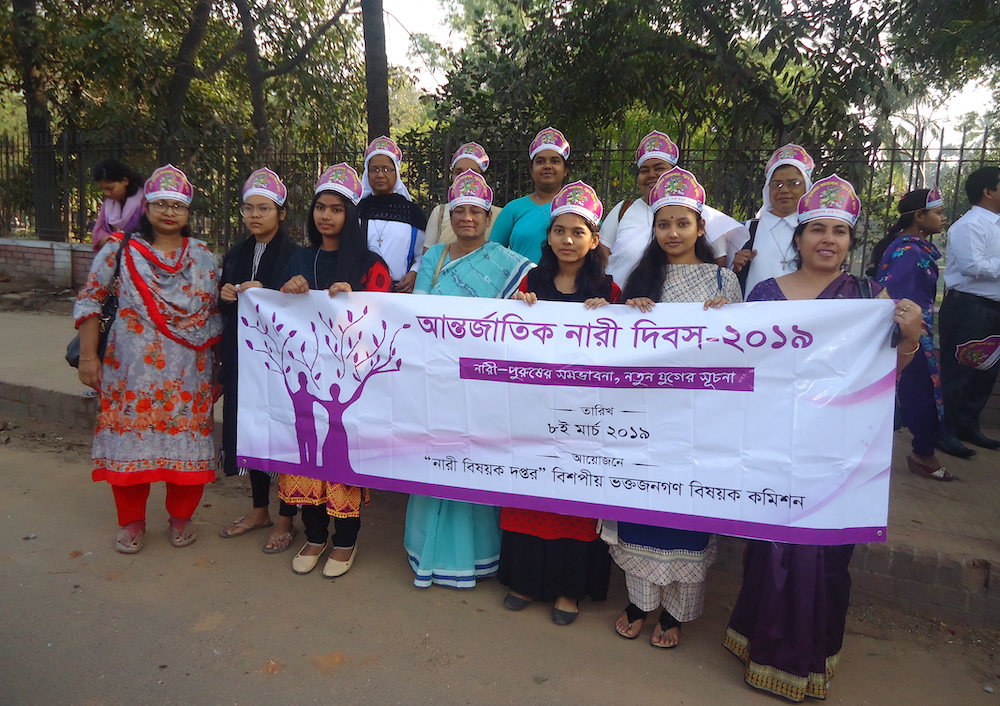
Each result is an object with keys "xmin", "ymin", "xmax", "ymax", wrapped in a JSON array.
[
  {"xmin": 765, "ymin": 143, "xmax": 815, "ymax": 180},
  {"xmin": 448, "ymin": 170, "xmax": 493, "ymax": 212},
  {"xmin": 144, "ymin": 164, "xmax": 194, "ymax": 205},
  {"xmin": 956, "ymin": 335, "xmax": 1000, "ymax": 371},
  {"xmin": 529, "ymin": 127, "xmax": 570, "ymax": 161},
  {"xmin": 451, "ymin": 142, "xmax": 490, "ymax": 172},
  {"xmin": 364, "ymin": 135, "xmax": 403, "ymax": 169},
  {"xmin": 242, "ymin": 167, "xmax": 287, "ymax": 206},
  {"xmin": 925, "ymin": 188, "xmax": 944, "ymax": 209},
  {"xmin": 798, "ymin": 175, "xmax": 861, "ymax": 227},
  {"xmin": 550, "ymin": 181, "xmax": 603, "ymax": 224},
  {"xmin": 635, "ymin": 131, "xmax": 679, "ymax": 167},
  {"xmin": 315, "ymin": 163, "xmax": 363, "ymax": 205},
  {"xmin": 649, "ymin": 167, "xmax": 706, "ymax": 214}
]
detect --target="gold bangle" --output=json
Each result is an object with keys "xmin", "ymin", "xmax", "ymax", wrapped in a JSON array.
[
  {"xmin": 900, "ymin": 344, "xmax": 920, "ymax": 356},
  {"xmin": 78, "ymin": 356, "xmax": 98, "ymax": 361}
]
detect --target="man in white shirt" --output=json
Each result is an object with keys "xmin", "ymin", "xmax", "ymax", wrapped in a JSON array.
[
  {"xmin": 731, "ymin": 144, "xmax": 815, "ymax": 296},
  {"xmin": 938, "ymin": 166, "xmax": 1000, "ymax": 456}
]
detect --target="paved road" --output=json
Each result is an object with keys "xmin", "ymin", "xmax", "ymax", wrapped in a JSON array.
[{"xmin": 0, "ymin": 428, "xmax": 997, "ymax": 705}]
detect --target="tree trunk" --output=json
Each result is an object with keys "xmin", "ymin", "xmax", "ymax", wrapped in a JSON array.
[
  {"xmin": 11, "ymin": 0, "xmax": 63, "ymax": 241},
  {"xmin": 234, "ymin": 0, "xmax": 272, "ymax": 159},
  {"xmin": 361, "ymin": 0, "xmax": 390, "ymax": 139},
  {"xmin": 160, "ymin": 0, "xmax": 215, "ymax": 162}
]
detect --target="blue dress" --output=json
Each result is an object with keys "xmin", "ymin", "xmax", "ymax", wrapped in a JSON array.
[
  {"xmin": 487, "ymin": 195, "xmax": 552, "ymax": 264},
  {"xmin": 403, "ymin": 240, "xmax": 533, "ymax": 588}
]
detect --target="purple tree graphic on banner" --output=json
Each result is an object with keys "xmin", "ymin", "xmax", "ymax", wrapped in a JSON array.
[{"xmin": 243, "ymin": 302, "xmax": 409, "ymax": 472}]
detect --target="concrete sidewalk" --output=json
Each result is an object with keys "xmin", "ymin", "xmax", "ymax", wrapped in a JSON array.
[{"xmin": 1, "ymin": 309, "xmax": 998, "ymax": 628}]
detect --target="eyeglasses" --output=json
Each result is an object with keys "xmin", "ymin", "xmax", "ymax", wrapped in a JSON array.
[
  {"xmin": 149, "ymin": 201, "xmax": 190, "ymax": 214},
  {"xmin": 368, "ymin": 165, "xmax": 396, "ymax": 174},
  {"xmin": 769, "ymin": 179, "xmax": 804, "ymax": 190},
  {"xmin": 240, "ymin": 204, "xmax": 276, "ymax": 216}
]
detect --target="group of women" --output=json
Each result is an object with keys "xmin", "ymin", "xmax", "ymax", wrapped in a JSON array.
[{"xmin": 75, "ymin": 130, "xmax": 931, "ymax": 703}]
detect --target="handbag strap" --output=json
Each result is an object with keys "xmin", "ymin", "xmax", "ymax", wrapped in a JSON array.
[
  {"xmin": 430, "ymin": 244, "xmax": 450, "ymax": 290},
  {"xmin": 108, "ymin": 233, "xmax": 131, "ymax": 298}
]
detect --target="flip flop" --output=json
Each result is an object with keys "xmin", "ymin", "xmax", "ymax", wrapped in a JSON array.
[
  {"xmin": 219, "ymin": 516, "xmax": 274, "ymax": 538},
  {"xmin": 263, "ymin": 530, "xmax": 297, "ymax": 554},
  {"xmin": 615, "ymin": 603, "xmax": 647, "ymax": 639},
  {"xmin": 650, "ymin": 609, "xmax": 681, "ymax": 649},
  {"xmin": 115, "ymin": 521, "xmax": 145, "ymax": 554},
  {"xmin": 168, "ymin": 517, "xmax": 197, "ymax": 548}
]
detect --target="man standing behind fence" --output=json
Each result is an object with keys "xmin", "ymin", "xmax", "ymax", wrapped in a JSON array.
[{"xmin": 938, "ymin": 166, "xmax": 1000, "ymax": 457}]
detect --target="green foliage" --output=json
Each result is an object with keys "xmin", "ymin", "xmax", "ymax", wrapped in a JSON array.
[{"xmin": 0, "ymin": 0, "xmax": 367, "ymax": 147}]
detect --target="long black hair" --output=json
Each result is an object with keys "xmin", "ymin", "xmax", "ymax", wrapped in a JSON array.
[
  {"xmin": 533, "ymin": 217, "xmax": 608, "ymax": 294},
  {"xmin": 621, "ymin": 212, "xmax": 716, "ymax": 300},
  {"xmin": 866, "ymin": 189, "xmax": 931, "ymax": 277},
  {"xmin": 92, "ymin": 159, "xmax": 145, "ymax": 198},
  {"xmin": 307, "ymin": 190, "xmax": 379, "ymax": 290}
]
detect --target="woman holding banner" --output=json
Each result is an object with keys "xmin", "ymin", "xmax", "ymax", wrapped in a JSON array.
[
  {"xmin": 406, "ymin": 170, "xmax": 533, "ymax": 588},
  {"xmin": 724, "ymin": 176, "xmax": 923, "ymax": 701},
  {"xmin": 613, "ymin": 167, "xmax": 741, "ymax": 648},
  {"xmin": 278, "ymin": 164, "xmax": 391, "ymax": 577},
  {"xmin": 500, "ymin": 181, "xmax": 617, "ymax": 626},
  {"xmin": 218, "ymin": 168, "xmax": 302, "ymax": 552}
]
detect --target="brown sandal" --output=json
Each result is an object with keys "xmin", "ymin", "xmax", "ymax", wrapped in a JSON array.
[
  {"xmin": 219, "ymin": 515, "xmax": 273, "ymax": 538},
  {"xmin": 906, "ymin": 454, "xmax": 957, "ymax": 482}
]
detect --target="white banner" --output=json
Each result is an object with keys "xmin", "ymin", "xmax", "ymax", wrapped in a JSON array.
[{"xmin": 237, "ymin": 289, "xmax": 897, "ymax": 544}]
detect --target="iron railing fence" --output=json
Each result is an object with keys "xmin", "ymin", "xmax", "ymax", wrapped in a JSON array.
[{"xmin": 0, "ymin": 126, "xmax": 995, "ymax": 273}]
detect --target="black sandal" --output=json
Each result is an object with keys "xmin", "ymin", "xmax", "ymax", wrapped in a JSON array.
[
  {"xmin": 651, "ymin": 609, "xmax": 682, "ymax": 649},
  {"xmin": 615, "ymin": 602, "xmax": 648, "ymax": 639}
]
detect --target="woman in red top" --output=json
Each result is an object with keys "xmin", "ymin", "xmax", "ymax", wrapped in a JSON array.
[{"xmin": 501, "ymin": 181, "xmax": 619, "ymax": 625}]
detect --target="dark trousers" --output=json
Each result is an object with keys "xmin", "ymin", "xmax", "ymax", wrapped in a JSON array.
[
  {"xmin": 939, "ymin": 290, "xmax": 1000, "ymax": 436},
  {"xmin": 249, "ymin": 469, "xmax": 297, "ymax": 517},
  {"xmin": 896, "ymin": 347, "xmax": 939, "ymax": 456},
  {"xmin": 301, "ymin": 504, "xmax": 361, "ymax": 547}
]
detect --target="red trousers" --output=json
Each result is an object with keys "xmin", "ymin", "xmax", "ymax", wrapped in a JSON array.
[{"xmin": 112, "ymin": 483, "xmax": 204, "ymax": 526}]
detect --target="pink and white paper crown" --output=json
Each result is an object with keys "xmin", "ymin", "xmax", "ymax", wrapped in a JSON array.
[
  {"xmin": 448, "ymin": 170, "xmax": 493, "ymax": 212},
  {"xmin": 956, "ymin": 335, "xmax": 1000, "ymax": 371},
  {"xmin": 364, "ymin": 135, "xmax": 403, "ymax": 169},
  {"xmin": 242, "ymin": 167, "xmax": 287, "ymax": 206},
  {"xmin": 315, "ymin": 163, "xmax": 363, "ymax": 205},
  {"xmin": 635, "ymin": 131, "xmax": 679, "ymax": 167},
  {"xmin": 144, "ymin": 164, "xmax": 193, "ymax": 205},
  {"xmin": 550, "ymin": 181, "xmax": 603, "ymax": 224},
  {"xmin": 765, "ymin": 144, "xmax": 815, "ymax": 181},
  {"xmin": 925, "ymin": 188, "xmax": 944, "ymax": 209},
  {"xmin": 529, "ymin": 127, "xmax": 570, "ymax": 161},
  {"xmin": 451, "ymin": 142, "xmax": 489, "ymax": 172},
  {"xmin": 649, "ymin": 167, "xmax": 706, "ymax": 214},
  {"xmin": 798, "ymin": 175, "xmax": 861, "ymax": 227}
]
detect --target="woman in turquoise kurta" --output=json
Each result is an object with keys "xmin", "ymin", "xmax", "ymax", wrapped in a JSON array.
[
  {"xmin": 405, "ymin": 170, "xmax": 533, "ymax": 588},
  {"xmin": 489, "ymin": 127, "xmax": 570, "ymax": 263}
]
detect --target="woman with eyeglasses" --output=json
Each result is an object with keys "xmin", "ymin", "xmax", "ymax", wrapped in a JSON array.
[
  {"xmin": 356, "ymin": 136, "xmax": 428, "ymax": 293},
  {"xmin": 731, "ymin": 144, "xmax": 815, "ymax": 296},
  {"xmin": 74, "ymin": 165, "xmax": 223, "ymax": 554},
  {"xmin": 217, "ymin": 168, "xmax": 302, "ymax": 551}
]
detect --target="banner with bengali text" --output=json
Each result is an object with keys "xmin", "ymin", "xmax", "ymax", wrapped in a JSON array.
[{"xmin": 236, "ymin": 289, "xmax": 898, "ymax": 544}]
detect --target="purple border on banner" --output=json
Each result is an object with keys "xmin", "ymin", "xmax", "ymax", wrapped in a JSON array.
[
  {"xmin": 239, "ymin": 455, "xmax": 886, "ymax": 544},
  {"xmin": 459, "ymin": 357, "xmax": 754, "ymax": 391}
]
